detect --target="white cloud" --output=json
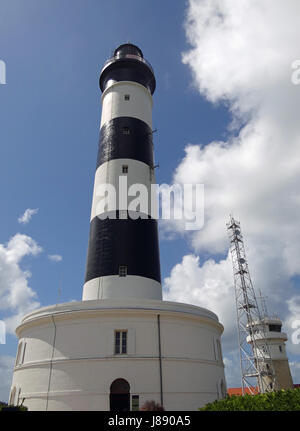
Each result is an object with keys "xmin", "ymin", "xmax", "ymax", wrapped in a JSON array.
[
  {"xmin": 48, "ymin": 254, "xmax": 63, "ymax": 262},
  {"xmin": 290, "ymin": 361, "xmax": 300, "ymax": 385},
  {"xmin": 163, "ymin": 253, "xmax": 239, "ymax": 355},
  {"xmin": 18, "ymin": 208, "xmax": 39, "ymax": 225},
  {"xmin": 223, "ymin": 356, "xmax": 242, "ymax": 388},
  {"xmin": 283, "ymin": 296, "xmax": 300, "ymax": 355},
  {"xmin": 178, "ymin": 0, "xmax": 300, "ymax": 256},
  {"xmin": 0, "ymin": 233, "xmax": 42, "ymax": 334},
  {"xmin": 162, "ymin": 253, "xmax": 244, "ymax": 387},
  {"xmin": 182, "ymin": 0, "xmax": 300, "ymax": 121},
  {"xmin": 0, "ymin": 356, "xmax": 15, "ymax": 402},
  {"xmin": 163, "ymin": 0, "xmax": 300, "ymax": 385}
]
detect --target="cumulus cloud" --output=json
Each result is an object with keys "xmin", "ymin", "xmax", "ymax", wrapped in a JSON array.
[
  {"xmin": 18, "ymin": 208, "xmax": 39, "ymax": 224},
  {"xmin": 290, "ymin": 361, "xmax": 300, "ymax": 386},
  {"xmin": 163, "ymin": 0, "xmax": 300, "ymax": 385},
  {"xmin": 48, "ymin": 254, "xmax": 63, "ymax": 262},
  {"xmin": 284, "ymin": 296, "xmax": 300, "ymax": 354},
  {"xmin": 0, "ymin": 356, "xmax": 15, "ymax": 402},
  {"xmin": 0, "ymin": 234, "xmax": 42, "ymax": 333},
  {"xmin": 179, "ymin": 0, "xmax": 300, "ymax": 255},
  {"xmin": 164, "ymin": 254, "xmax": 236, "ymax": 349},
  {"xmin": 223, "ymin": 356, "xmax": 242, "ymax": 388}
]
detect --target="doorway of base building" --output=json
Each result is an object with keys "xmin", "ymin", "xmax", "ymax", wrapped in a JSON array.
[{"xmin": 110, "ymin": 378, "xmax": 130, "ymax": 411}]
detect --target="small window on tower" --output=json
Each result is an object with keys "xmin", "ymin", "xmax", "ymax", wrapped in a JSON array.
[
  {"xmin": 279, "ymin": 345, "xmax": 283, "ymax": 352},
  {"xmin": 119, "ymin": 265, "xmax": 127, "ymax": 277},
  {"xmin": 123, "ymin": 127, "xmax": 130, "ymax": 135},
  {"xmin": 122, "ymin": 165, "xmax": 128, "ymax": 174},
  {"xmin": 114, "ymin": 330, "xmax": 127, "ymax": 354},
  {"xmin": 124, "ymin": 94, "xmax": 130, "ymax": 101},
  {"xmin": 269, "ymin": 324, "xmax": 281, "ymax": 332}
]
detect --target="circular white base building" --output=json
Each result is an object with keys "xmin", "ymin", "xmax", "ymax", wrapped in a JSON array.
[{"xmin": 10, "ymin": 299, "xmax": 226, "ymax": 411}]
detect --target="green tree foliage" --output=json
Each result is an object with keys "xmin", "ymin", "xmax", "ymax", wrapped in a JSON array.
[
  {"xmin": 0, "ymin": 401, "xmax": 28, "ymax": 411},
  {"xmin": 199, "ymin": 388, "xmax": 300, "ymax": 411}
]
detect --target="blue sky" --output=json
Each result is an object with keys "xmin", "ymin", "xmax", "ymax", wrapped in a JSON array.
[{"xmin": 1, "ymin": 0, "xmax": 300, "ymax": 401}]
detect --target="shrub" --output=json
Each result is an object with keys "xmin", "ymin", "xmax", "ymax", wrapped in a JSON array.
[
  {"xmin": 0, "ymin": 401, "xmax": 28, "ymax": 411},
  {"xmin": 140, "ymin": 400, "xmax": 165, "ymax": 411},
  {"xmin": 199, "ymin": 388, "xmax": 300, "ymax": 411}
]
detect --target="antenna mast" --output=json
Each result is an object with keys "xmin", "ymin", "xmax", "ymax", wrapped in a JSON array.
[
  {"xmin": 259, "ymin": 290, "xmax": 268, "ymax": 320},
  {"xmin": 227, "ymin": 215, "xmax": 277, "ymax": 394}
]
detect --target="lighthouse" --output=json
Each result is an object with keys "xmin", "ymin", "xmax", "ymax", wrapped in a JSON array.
[
  {"xmin": 83, "ymin": 43, "xmax": 161, "ymax": 302},
  {"xmin": 9, "ymin": 44, "xmax": 226, "ymax": 411}
]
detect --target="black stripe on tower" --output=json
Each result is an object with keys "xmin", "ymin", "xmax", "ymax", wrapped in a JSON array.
[
  {"xmin": 85, "ymin": 211, "xmax": 161, "ymax": 284},
  {"xmin": 97, "ymin": 117, "xmax": 154, "ymax": 168}
]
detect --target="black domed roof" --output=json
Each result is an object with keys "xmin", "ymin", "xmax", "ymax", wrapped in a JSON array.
[{"xmin": 114, "ymin": 43, "xmax": 143, "ymax": 59}]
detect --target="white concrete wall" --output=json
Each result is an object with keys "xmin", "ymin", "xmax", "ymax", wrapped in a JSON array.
[
  {"xmin": 90, "ymin": 159, "xmax": 157, "ymax": 221},
  {"xmin": 101, "ymin": 81, "xmax": 152, "ymax": 129},
  {"xmin": 82, "ymin": 276, "xmax": 162, "ymax": 301},
  {"xmin": 248, "ymin": 330, "xmax": 289, "ymax": 360},
  {"xmin": 10, "ymin": 299, "xmax": 226, "ymax": 411}
]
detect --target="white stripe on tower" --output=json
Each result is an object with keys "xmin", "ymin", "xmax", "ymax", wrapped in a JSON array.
[
  {"xmin": 90, "ymin": 159, "xmax": 157, "ymax": 221},
  {"xmin": 82, "ymin": 43, "xmax": 162, "ymax": 301},
  {"xmin": 101, "ymin": 81, "xmax": 153, "ymax": 129}
]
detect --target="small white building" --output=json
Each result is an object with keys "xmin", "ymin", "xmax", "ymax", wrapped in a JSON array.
[{"xmin": 246, "ymin": 317, "xmax": 293, "ymax": 390}]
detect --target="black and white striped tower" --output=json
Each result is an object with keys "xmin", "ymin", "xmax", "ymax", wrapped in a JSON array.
[{"xmin": 83, "ymin": 43, "xmax": 162, "ymax": 301}]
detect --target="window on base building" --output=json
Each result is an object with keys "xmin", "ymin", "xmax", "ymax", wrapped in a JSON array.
[
  {"xmin": 119, "ymin": 265, "xmax": 127, "ymax": 277},
  {"xmin": 217, "ymin": 339, "xmax": 223, "ymax": 361},
  {"xmin": 115, "ymin": 330, "xmax": 127, "ymax": 354},
  {"xmin": 15, "ymin": 342, "xmax": 23, "ymax": 366},
  {"xmin": 124, "ymin": 94, "xmax": 130, "ymax": 101},
  {"xmin": 132, "ymin": 395, "xmax": 139, "ymax": 411},
  {"xmin": 21, "ymin": 342, "xmax": 26, "ymax": 365},
  {"xmin": 122, "ymin": 165, "xmax": 128, "ymax": 174}
]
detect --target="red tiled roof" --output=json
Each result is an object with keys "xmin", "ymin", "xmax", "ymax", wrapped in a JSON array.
[
  {"xmin": 228, "ymin": 384, "xmax": 299, "ymax": 396},
  {"xmin": 227, "ymin": 387, "xmax": 258, "ymax": 396}
]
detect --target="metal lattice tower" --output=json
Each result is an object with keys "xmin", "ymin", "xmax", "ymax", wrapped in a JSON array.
[{"xmin": 227, "ymin": 215, "xmax": 277, "ymax": 394}]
